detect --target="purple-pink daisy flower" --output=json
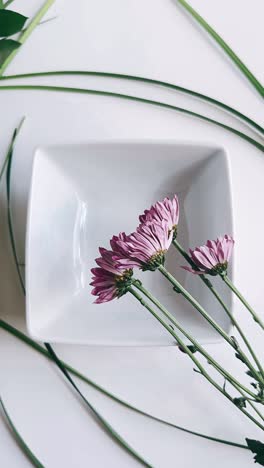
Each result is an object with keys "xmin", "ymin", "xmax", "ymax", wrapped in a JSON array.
[
  {"xmin": 90, "ymin": 248, "xmax": 133, "ymax": 303},
  {"xmin": 182, "ymin": 235, "xmax": 234, "ymax": 276},
  {"xmin": 112, "ymin": 221, "xmax": 173, "ymax": 271},
  {"xmin": 139, "ymin": 195, "xmax": 180, "ymax": 238}
]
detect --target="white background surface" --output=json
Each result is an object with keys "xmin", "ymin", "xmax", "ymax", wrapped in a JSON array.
[{"xmin": 0, "ymin": 0, "xmax": 263, "ymax": 466}]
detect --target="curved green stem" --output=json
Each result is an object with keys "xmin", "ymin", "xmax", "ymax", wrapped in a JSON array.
[
  {"xmin": 3, "ymin": 0, "xmax": 16, "ymax": 7},
  {"xmin": 0, "ymin": 318, "xmax": 248, "ymax": 450},
  {"xmin": 6, "ymin": 123, "xmax": 26, "ymax": 295},
  {"xmin": 177, "ymin": 0, "xmax": 264, "ymax": 98},
  {"xmin": 0, "ymin": 117, "xmax": 25, "ymax": 184},
  {"xmin": 128, "ymin": 287, "xmax": 264, "ymax": 432},
  {"xmin": 133, "ymin": 280, "xmax": 259, "ymax": 401},
  {"xmin": 173, "ymin": 239, "xmax": 264, "ymax": 381},
  {"xmin": 0, "ymin": 84, "xmax": 263, "ymax": 152},
  {"xmin": 223, "ymin": 276, "xmax": 264, "ymax": 331},
  {"xmin": 44, "ymin": 344, "xmax": 152, "ymax": 468},
  {"xmin": 0, "ymin": 395, "xmax": 44, "ymax": 467},
  {"xmin": 0, "ymin": 0, "xmax": 55, "ymax": 76},
  {"xmin": 0, "ymin": 71, "xmax": 262, "ymax": 135}
]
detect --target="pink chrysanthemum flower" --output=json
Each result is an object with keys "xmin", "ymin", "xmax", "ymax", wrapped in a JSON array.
[
  {"xmin": 112, "ymin": 221, "xmax": 173, "ymax": 271},
  {"xmin": 182, "ymin": 235, "xmax": 234, "ymax": 276},
  {"xmin": 139, "ymin": 195, "xmax": 180, "ymax": 238},
  {"xmin": 90, "ymin": 248, "xmax": 133, "ymax": 304}
]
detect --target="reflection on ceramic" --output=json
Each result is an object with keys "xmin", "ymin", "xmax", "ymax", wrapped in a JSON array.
[{"xmin": 26, "ymin": 141, "xmax": 233, "ymax": 345}]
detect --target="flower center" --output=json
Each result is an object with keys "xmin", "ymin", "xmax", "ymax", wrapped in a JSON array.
[
  {"xmin": 211, "ymin": 262, "xmax": 228, "ymax": 276},
  {"xmin": 142, "ymin": 250, "xmax": 166, "ymax": 272},
  {"xmin": 115, "ymin": 269, "xmax": 133, "ymax": 297}
]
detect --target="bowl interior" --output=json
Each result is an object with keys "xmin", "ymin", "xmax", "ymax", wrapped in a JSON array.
[{"xmin": 26, "ymin": 141, "xmax": 233, "ymax": 345}]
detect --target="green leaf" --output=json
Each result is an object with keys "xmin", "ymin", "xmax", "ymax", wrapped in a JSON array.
[
  {"xmin": 0, "ymin": 10, "xmax": 27, "ymax": 36},
  {"xmin": 246, "ymin": 439, "xmax": 264, "ymax": 465},
  {"xmin": 235, "ymin": 352, "xmax": 246, "ymax": 364},
  {"xmin": 246, "ymin": 370, "xmax": 264, "ymax": 383},
  {"xmin": 0, "ymin": 0, "xmax": 55, "ymax": 75},
  {"xmin": 246, "ymin": 370, "xmax": 256, "ymax": 378},
  {"xmin": 233, "ymin": 397, "xmax": 247, "ymax": 409},
  {"xmin": 0, "ymin": 38, "xmax": 20, "ymax": 66},
  {"xmin": 230, "ymin": 336, "xmax": 239, "ymax": 350},
  {"xmin": 179, "ymin": 345, "xmax": 198, "ymax": 354}
]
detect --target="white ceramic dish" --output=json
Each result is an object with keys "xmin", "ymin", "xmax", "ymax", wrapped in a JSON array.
[{"xmin": 26, "ymin": 141, "xmax": 233, "ymax": 345}]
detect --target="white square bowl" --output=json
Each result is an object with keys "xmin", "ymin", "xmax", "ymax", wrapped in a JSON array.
[{"xmin": 26, "ymin": 141, "xmax": 233, "ymax": 345}]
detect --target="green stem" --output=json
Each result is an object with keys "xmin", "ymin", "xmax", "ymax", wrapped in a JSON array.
[
  {"xmin": 0, "ymin": 71, "xmax": 262, "ymax": 136},
  {"xmin": 5, "ymin": 119, "xmax": 26, "ymax": 294},
  {"xmin": 0, "ymin": 0, "xmax": 55, "ymax": 76},
  {"xmin": 133, "ymin": 280, "xmax": 260, "ymax": 402},
  {"xmin": 158, "ymin": 264, "xmax": 264, "ymax": 387},
  {"xmin": 44, "ymin": 344, "xmax": 152, "ymax": 468},
  {"xmin": 128, "ymin": 287, "xmax": 264, "ymax": 432},
  {"xmin": 159, "ymin": 264, "xmax": 237, "ymax": 345},
  {"xmin": 3, "ymin": 0, "xmax": 16, "ymax": 7},
  {"xmin": 177, "ymin": 0, "xmax": 264, "ymax": 98},
  {"xmin": 0, "ymin": 85, "xmax": 263, "ymax": 152},
  {"xmin": 223, "ymin": 276, "xmax": 264, "ymax": 331},
  {"xmin": 0, "ymin": 395, "xmax": 44, "ymax": 467},
  {"xmin": 0, "ymin": 117, "xmax": 25, "ymax": 184},
  {"xmin": 173, "ymin": 239, "xmax": 264, "ymax": 381},
  {"xmin": 0, "ymin": 318, "xmax": 248, "ymax": 450}
]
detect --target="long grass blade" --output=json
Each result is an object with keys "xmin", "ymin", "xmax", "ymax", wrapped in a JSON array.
[
  {"xmin": 0, "ymin": 395, "xmax": 44, "ymax": 467},
  {"xmin": 0, "ymin": 71, "xmax": 262, "ymax": 135},
  {"xmin": 44, "ymin": 343, "xmax": 153, "ymax": 467},
  {"xmin": 0, "ymin": 318, "xmax": 248, "ymax": 451},
  {"xmin": 0, "ymin": 117, "xmax": 24, "ymax": 184},
  {"xmin": 3, "ymin": 0, "xmax": 16, "ymax": 8},
  {"xmin": 5, "ymin": 119, "xmax": 26, "ymax": 293},
  {"xmin": 0, "ymin": 85, "xmax": 263, "ymax": 152},
  {"xmin": 177, "ymin": 0, "xmax": 264, "ymax": 98}
]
